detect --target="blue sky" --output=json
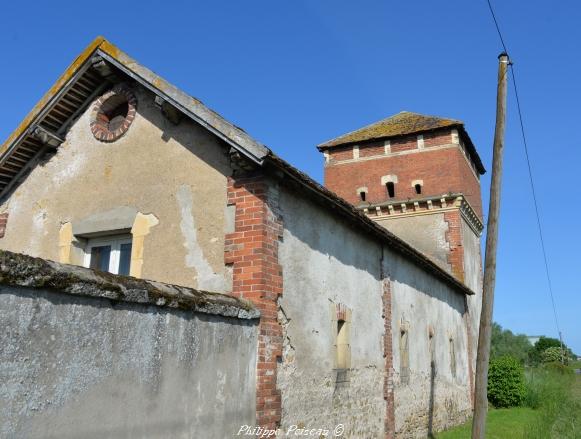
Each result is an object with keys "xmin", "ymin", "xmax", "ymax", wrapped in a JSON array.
[{"xmin": 2, "ymin": 1, "xmax": 579, "ymax": 353}]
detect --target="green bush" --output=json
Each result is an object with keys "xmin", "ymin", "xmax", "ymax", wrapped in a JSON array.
[
  {"xmin": 541, "ymin": 346, "xmax": 565, "ymax": 364},
  {"xmin": 488, "ymin": 356, "xmax": 526, "ymax": 408}
]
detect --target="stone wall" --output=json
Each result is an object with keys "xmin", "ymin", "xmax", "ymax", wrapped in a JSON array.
[
  {"xmin": 0, "ymin": 250, "xmax": 259, "ymax": 439},
  {"xmin": 387, "ymin": 252, "xmax": 473, "ymax": 437},
  {"xmin": 276, "ymin": 182, "xmax": 474, "ymax": 438},
  {"xmin": 277, "ymin": 185, "xmax": 386, "ymax": 438}
]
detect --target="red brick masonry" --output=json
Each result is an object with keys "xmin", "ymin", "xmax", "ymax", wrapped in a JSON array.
[
  {"xmin": 0, "ymin": 213, "xmax": 8, "ymax": 238},
  {"xmin": 324, "ymin": 130, "xmax": 482, "ymax": 218},
  {"xmin": 444, "ymin": 210, "xmax": 464, "ymax": 283},
  {"xmin": 382, "ymin": 275, "xmax": 396, "ymax": 439},
  {"xmin": 225, "ymin": 174, "xmax": 283, "ymax": 429}
]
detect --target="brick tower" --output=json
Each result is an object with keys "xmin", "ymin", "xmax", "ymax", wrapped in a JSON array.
[{"xmin": 318, "ymin": 111, "xmax": 485, "ymax": 291}]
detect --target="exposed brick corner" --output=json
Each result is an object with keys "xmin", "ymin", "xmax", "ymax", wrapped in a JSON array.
[
  {"xmin": 225, "ymin": 172, "xmax": 283, "ymax": 430},
  {"xmin": 444, "ymin": 210, "xmax": 464, "ymax": 282},
  {"xmin": 382, "ymin": 275, "xmax": 396, "ymax": 439},
  {"xmin": 0, "ymin": 212, "xmax": 8, "ymax": 238}
]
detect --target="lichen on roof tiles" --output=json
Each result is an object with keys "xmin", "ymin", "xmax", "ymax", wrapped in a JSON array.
[{"xmin": 318, "ymin": 111, "xmax": 463, "ymax": 148}]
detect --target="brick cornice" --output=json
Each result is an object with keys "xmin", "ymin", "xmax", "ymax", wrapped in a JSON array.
[{"xmin": 359, "ymin": 194, "xmax": 483, "ymax": 235}]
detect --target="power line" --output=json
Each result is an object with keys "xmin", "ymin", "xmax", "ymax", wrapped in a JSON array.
[
  {"xmin": 484, "ymin": 1, "xmax": 563, "ymax": 341},
  {"xmin": 508, "ymin": 67, "xmax": 562, "ymax": 338},
  {"xmin": 486, "ymin": 0, "xmax": 508, "ymax": 54}
]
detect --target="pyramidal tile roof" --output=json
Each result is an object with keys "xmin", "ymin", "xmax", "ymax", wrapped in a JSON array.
[
  {"xmin": 317, "ymin": 111, "xmax": 485, "ymax": 174},
  {"xmin": 318, "ymin": 111, "xmax": 463, "ymax": 148}
]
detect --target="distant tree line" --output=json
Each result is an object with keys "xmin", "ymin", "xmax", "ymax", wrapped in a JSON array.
[{"xmin": 490, "ymin": 322, "xmax": 577, "ymax": 365}]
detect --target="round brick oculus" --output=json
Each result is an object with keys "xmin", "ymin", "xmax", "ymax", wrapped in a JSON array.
[{"xmin": 90, "ymin": 84, "xmax": 137, "ymax": 142}]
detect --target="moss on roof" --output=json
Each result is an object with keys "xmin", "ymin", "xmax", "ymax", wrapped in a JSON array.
[
  {"xmin": 318, "ymin": 111, "xmax": 462, "ymax": 148},
  {"xmin": 317, "ymin": 111, "xmax": 485, "ymax": 174}
]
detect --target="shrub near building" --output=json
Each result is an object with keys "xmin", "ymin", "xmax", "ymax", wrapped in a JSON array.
[{"xmin": 488, "ymin": 356, "xmax": 526, "ymax": 408}]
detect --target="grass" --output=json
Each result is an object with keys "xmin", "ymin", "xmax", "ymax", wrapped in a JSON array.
[
  {"xmin": 434, "ymin": 407, "xmax": 538, "ymax": 439},
  {"xmin": 435, "ymin": 366, "xmax": 581, "ymax": 439}
]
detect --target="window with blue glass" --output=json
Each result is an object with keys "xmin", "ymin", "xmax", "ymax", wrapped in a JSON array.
[{"xmin": 84, "ymin": 235, "xmax": 132, "ymax": 276}]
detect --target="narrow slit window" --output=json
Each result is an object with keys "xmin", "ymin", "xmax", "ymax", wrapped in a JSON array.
[
  {"xmin": 337, "ymin": 319, "xmax": 349, "ymax": 369},
  {"xmin": 415, "ymin": 184, "xmax": 422, "ymax": 195},
  {"xmin": 359, "ymin": 191, "xmax": 366, "ymax": 201},
  {"xmin": 449, "ymin": 338, "xmax": 456, "ymax": 378},
  {"xmin": 400, "ymin": 329, "xmax": 410, "ymax": 384},
  {"xmin": 386, "ymin": 182, "xmax": 395, "ymax": 198}
]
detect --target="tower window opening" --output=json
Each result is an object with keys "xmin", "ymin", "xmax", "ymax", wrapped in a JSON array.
[
  {"xmin": 359, "ymin": 191, "xmax": 366, "ymax": 201},
  {"xmin": 415, "ymin": 184, "xmax": 422, "ymax": 195},
  {"xmin": 386, "ymin": 182, "xmax": 395, "ymax": 198}
]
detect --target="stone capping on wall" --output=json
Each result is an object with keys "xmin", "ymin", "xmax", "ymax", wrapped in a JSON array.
[
  {"xmin": 359, "ymin": 193, "xmax": 483, "ymax": 236},
  {"xmin": 0, "ymin": 250, "xmax": 259, "ymax": 320}
]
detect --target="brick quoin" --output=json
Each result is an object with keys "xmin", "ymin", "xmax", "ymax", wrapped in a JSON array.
[
  {"xmin": 444, "ymin": 209, "xmax": 476, "ymax": 406},
  {"xmin": 382, "ymin": 274, "xmax": 396, "ymax": 439},
  {"xmin": 0, "ymin": 213, "xmax": 8, "ymax": 238},
  {"xmin": 443, "ymin": 210, "xmax": 464, "ymax": 282},
  {"xmin": 324, "ymin": 131, "xmax": 482, "ymax": 219},
  {"xmin": 225, "ymin": 173, "xmax": 283, "ymax": 430}
]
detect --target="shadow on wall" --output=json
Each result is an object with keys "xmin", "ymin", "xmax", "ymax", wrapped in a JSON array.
[
  {"xmin": 428, "ymin": 359, "xmax": 436, "ymax": 438},
  {"xmin": 279, "ymin": 185, "xmax": 382, "ymax": 282},
  {"xmin": 388, "ymin": 252, "xmax": 466, "ymax": 316},
  {"xmin": 279, "ymin": 181, "xmax": 466, "ymax": 317}
]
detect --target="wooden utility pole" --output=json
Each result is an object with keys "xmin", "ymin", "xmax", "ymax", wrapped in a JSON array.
[{"xmin": 471, "ymin": 52, "xmax": 509, "ymax": 439}]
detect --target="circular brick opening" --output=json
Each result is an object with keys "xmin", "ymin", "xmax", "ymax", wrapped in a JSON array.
[{"xmin": 91, "ymin": 85, "xmax": 136, "ymax": 142}]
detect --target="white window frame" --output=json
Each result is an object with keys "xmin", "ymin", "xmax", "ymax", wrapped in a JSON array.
[{"xmin": 83, "ymin": 234, "xmax": 132, "ymax": 275}]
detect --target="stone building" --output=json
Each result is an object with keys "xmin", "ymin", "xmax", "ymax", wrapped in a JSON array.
[{"xmin": 0, "ymin": 37, "xmax": 484, "ymax": 438}]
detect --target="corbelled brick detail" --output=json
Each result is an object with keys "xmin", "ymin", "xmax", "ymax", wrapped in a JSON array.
[
  {"xmin": 0, "ymin": 213, "xmax": 8, "ymax": 238},
  {"xmin": 444, "ymin": 210, "xmax": 464, "ymax": 282},
  {"xmin": 382, "ymin": 276, "xmax": 396, "ymax": 439},
  {"xmin": 225, "ymin": 173, "xmax": 283, "ymax": 430}
]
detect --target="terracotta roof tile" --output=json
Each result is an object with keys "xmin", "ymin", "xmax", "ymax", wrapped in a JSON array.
[
  {"xmin": 318, "ymin": 111, "xmax": 462, "ymax": 148},
  {"xmin": 317, "ymin": 111, "xmax": 485, "ymax": 174}
]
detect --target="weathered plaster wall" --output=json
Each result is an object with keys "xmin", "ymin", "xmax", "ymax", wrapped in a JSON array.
[
  {"xmin": 277, "ymin": 184, "xmax": 474, "ymax": 437},
  {"xmin": 461, "ymin": 218, "xmax": 482, "ymax": 296},
  {"xmin": 461, "ymin": 217, "xmax": 483, "ymax": 376},
  {"xmin": 0, "ymin": 84, "xmax": 232, "ymax": 291},
  {"xmin": 375, "ymin": 213, "xmax": 450, "ymax": 272},
  {"xmin": 387, "ymin": 252, "xmax": 472, "ymax": 437},
  {"xmin": 277, "ymin": 186, "xmax": 386, "ymax": 437},
  {"xmin": 0, "ymin": 252, "xmax": 258, "ymax": 439}
]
